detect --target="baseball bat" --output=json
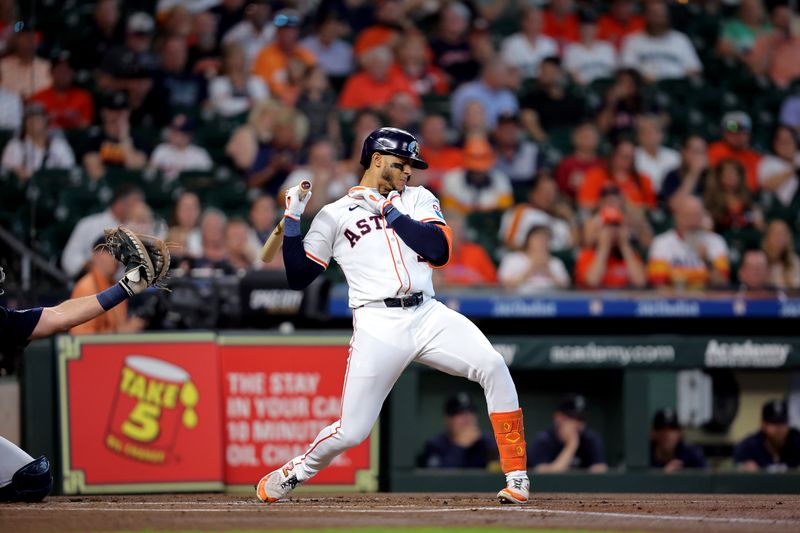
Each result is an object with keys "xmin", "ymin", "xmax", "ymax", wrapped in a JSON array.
[{"xmin": 260, "ymin": 180, "xmax": 312, "ymax": 263}]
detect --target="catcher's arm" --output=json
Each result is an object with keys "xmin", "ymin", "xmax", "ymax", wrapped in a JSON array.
[{"xmin": 261, "ymin": 180, "xmax": 312, "ymax": 263}]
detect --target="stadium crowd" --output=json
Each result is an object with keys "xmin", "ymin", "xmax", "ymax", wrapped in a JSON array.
[{"xmin": 2, "ymin": 0, "xmax": 800, "ymax": 301}]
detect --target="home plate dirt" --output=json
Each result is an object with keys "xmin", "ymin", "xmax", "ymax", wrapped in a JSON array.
[{"xmin": 1, "ymin": 493, "xmax": 799, "ymax": 533}]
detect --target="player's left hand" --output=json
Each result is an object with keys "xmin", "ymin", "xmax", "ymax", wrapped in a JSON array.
[{"xmin": 348, "ymin": 186, "xmax": 393, "ymax": 216}]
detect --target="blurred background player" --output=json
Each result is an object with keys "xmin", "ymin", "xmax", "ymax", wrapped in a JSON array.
[
  {"xmin": 649, "ymin": 408, "xmax": 707, "ymax": 472},
  {"xmin": 734, "ymin": 399, "xmax": 800, "ymax": 472},
  {"xmin": 421, "ymin": 393, "xmax": 499, "ymax": 469},
  {"xmin": 529, "ymin": 393, "xmax": 607, "ymax": 473}
]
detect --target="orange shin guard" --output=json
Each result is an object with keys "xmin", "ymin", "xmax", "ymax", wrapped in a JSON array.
[{"xmin": 490, "ymin": 408, "xmax": 527, "ymax": 473}]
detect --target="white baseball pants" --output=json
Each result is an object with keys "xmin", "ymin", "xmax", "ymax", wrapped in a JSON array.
[{"xmin": 290, "ymin": 298, "xmax": 519, "ymax": 481}]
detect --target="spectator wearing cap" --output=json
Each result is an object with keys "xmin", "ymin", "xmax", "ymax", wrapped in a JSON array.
[
  {"xmin": 542, "ymin": 0, "xmax": 579, "ymax": 49},
  {"xmin": 421, "ymin": 392, "xmax": 499, "ymax": 469},
  {"xmin": 634, "ymin": 114, "xmax": 680, "ymax": 195},
  {"xmin": 555, "ymin": 121, "xmax": 604, "ymax": 201},
  {"xmin": 100, "ymin": 12, "xmax": 159, "ymax": 81},
  {"xmin": 300, "ymin": 12, "xmax": 354, "ymax": 78},
  {"xmin": 717, "ymin": 0, "xmax": 771, "ymax": 62},
  {"xmin": 704, "ymin": 158, "xmax": 765, "ymax": 233},
  {"xmin": 441, "ymin": 137, "xmax": 513, "ymax": 214},
  {"xmin": 647, "ymin": 195, "xmax": 730, "ymax": 289},
  {"xmin": 252, "ymin": 10, "xmax": 316, "ymax": 104},
  {"xmin": 529, "ymin": 394, "xmax": 607, "ymax": 472},
  {"xmin": 649, "ymin": 409, "xmax": 707, "ymax": 472},
  {"xmin": 416, "ymin": 115, "xmax": 462, "ymax": 193},
  {"xmin": 83, "ymin": 92, "xmax": 148, "ymax": 181},
  {"xmin": 393, "ymin": 32, "xmax": 449, "ymax": 98},
  {"xmin": 758, "ymin": 125, "xmax": 800, "ymax": 210},
  {"xmin": 734, "ymin": 399, "xmax": 800, "ymax": 472},
  {"xmin": 492, "ymin": 113, "xmax": 544, "ymax": 195},
  {"xmin": 575, "ymin": 205, "xmax": 646, "ymax": 289},
  {"xmin": 148, "ymin": 115, "xmax": 212, "ymax": 182},
  {"xmin": 500, "ymin": 6, "xmax": 558, "ymax": 80},
  {"xmin": 660, "ymin": 135, "xmax": 709, "ymax": 209},
  {"xmin": 708, "ymin": 111, "xmax": 762, "ymax": 191},
  {"xmin": 339, "ymin": 46, "xmax": 419, "ymax": 112},
  {"xmin": 30, "ymin": 51, "xmax": 93, "ymax": 130},
  {"xmin": 451, "ymin": 63, "xmax": 518, "ymax": 132},
  {"xmin": 222, "ymin": 0, "xmax": 274, "ymax": 68},
  {"xmin": 620, "ymin": 0, "xmax": 702, "ymax": 82},
  {"xmin": 428, "ymin": 2, "xmax": 480, "ymax": 87},
  {"xmin": 0, "ymin": 65, "xmax": 21, "ymax": 130},
  {"xmin": 521, "ymin": 57, "xmax": 585, "ymax": 144},
  {"xmin": 61, "ymin": 184, "xmax": 144, "ymax": 278},
  {"xmin": 564, "ymin": 8, "xmax": 617, "ymax": 86},
  {"xmin": 762, "ymin": 219, "xmax": 800, "ymax": 289},
  {"xmin": 598, "ymin": 0, "xmax": 645, "ymax": 50},
  {"xmin": 69, "ymin": 236, "xmax": 145, "ymax": 335},
  {"xmin": 1, "ymin": 103, "xmax": 75, "ymax": 181},
  {"xmin": 69, "ymin": 0, "xmax": 125, "ymax": 72},
  {"xmin": 209, "ymin": 42, "xmax": 270, "ymax": 118},
  {"xmin": 578, "ymin": 139, "xmax": 656, "ymax": 210},
  {"xmin": 500, "ymin": 172, "xmax": 576, "ymax": 253},
  {"xmin": 436, "ymin": 210, "xmax": 497, "ymax": 287},
  {"xmin": 498, "ymin": 225, "xmax": 571, "ymax": 293},
  {"xmin": 746, "ymin": 3, "xmax": 800, "ymax": 88},
  {"xmin": 0, "ymin": 21, "xmax": 51, "ymax": 98}
]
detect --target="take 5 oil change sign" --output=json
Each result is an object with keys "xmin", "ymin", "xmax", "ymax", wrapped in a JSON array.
[{"xmin": 58, "ymin": 334, "xmax": 223, "ymax": 493}]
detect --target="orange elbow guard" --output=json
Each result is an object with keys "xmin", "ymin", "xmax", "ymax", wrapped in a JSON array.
[{"xmin": 490, "ymin": 408, "xmax": 527, "ymax": 473}]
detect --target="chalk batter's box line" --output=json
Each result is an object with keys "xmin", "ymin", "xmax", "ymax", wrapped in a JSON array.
[
  {"xmin": 56, "ymin": 333, "xmax": 221, "ymax": 495},
  {"xmin": 3, "ymin": 502, "xmax": 797, "ymax": 526}
]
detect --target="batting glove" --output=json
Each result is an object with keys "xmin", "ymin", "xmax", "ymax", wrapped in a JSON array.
[
  {"xmin": 348, "ymin": 186, "xmax": 394, "ymax": 216},
  {"xmin": 118, "ymin": 267, "xmax": 148, "ymax": 296},
  {"xmin": 284, "ymin": 184, "xmax": 313, "ymax": 221}
]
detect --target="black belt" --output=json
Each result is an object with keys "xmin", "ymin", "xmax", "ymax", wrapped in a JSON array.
[{"xmin": 383, "ymin": 292, "xmax": 424, "ymax": 308}]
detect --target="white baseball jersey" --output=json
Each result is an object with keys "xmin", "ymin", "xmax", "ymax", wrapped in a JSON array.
[{"xmin": 302, "ymin": 185, "xmax": 446, "ymax": 308}]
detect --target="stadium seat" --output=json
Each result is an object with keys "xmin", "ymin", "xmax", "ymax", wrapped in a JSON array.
[{"xmin": 466, "ymin": 210, "xmax": 504, "ymax": 264}]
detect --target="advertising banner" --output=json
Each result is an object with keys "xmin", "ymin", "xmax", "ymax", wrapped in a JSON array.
[
  {"xmin": 57, "ymin": 333, "xmax": 223, "ymax": 494},
  {"xmin": 218, "ymin": 335, "xmax": 378, "ymax": 491}
]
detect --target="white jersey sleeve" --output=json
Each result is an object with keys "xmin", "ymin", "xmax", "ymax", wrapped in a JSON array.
[
  {"xmin": 303, "ymin": 207, "xmax": 337, "ymax": 269},
  {"xmin": 410, "ymin": 186, "xmax": 447, "ymax": 225}
]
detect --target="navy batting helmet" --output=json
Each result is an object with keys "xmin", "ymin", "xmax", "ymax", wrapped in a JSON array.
[{"xmin": 360, "ymin": 127, "xmax": 428, "ymax": 170}]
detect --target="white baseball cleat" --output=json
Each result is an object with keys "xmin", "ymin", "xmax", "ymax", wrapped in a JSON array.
[
  {"xmin": 255, "ymin": 462, "xmax": 303, "ymax": 503},
  {"xmin": 497, "ymin": 476, "xmax": 530, "ymax": 504}
]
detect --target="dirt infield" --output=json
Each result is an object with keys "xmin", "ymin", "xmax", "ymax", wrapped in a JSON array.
[{"xmin": 1, "ymin": 492, "xmax": 799, "ymax": 533}]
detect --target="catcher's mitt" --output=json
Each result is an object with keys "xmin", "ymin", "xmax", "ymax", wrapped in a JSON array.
[{"xmin": 102, "ymin": 227, "xmax": 171, "ymax": 292}]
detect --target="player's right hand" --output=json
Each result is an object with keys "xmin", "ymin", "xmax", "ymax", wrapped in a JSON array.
[
  {"xmin": 284, "ymin": 184, "xmax": 312, "ymax": 221},
  {"xmin": 348, "ymin": 186, "xmax": 392, "ymax": 216}
]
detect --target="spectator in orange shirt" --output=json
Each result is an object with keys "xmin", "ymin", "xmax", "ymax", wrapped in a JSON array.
[
  {"xmin": 354, "ymin": 0, "xmax": 406, "ymax": 57},
  {"xmin": 575, "ymin": 205, "xmax": 646, "ymax": 289},
  {"xmin": 437, "ymin": 210, "xmax": 498, "ymax": 287},
  {"xmin": 745, "ymin": 3, "xmax": 800, "ymax": 88},
  {"xmin": 393, "ymin": 32, "xmax": 449, "ymax": 97},
  {"xmin": 708, "ymin": 111, "xmax": 762, "ymax": 191},
  {"xmin": 252, "ymin": 10, "xmax": 316, "ymax": 103},
  {"xmin": 542, "ymin": 0, "xmax": 580, "ymax": 49},
  {"xmin": 70, "ymin": 238, "xmax": 145, "ymax": 335},
  {"xmin": 31, "ymin": 51, "xmax": 93, "ymax": 130},
  {"xmin": 339, "ymin": 46, "xmax": 420, "ymax": 112},
  {"xmin": 578, "ymin": 138, "xmax": 657, "ymax": 210},
  {"xmin": 598, "ymin": 0, "xmax": 645, "ymax": 50},
  {"xmin": 417, "ymin": 115, "xmax": 463, "ymax": 193}
]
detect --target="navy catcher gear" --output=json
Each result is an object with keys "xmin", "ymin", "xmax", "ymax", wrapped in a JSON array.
[
  {"xmin": 0, "ymin": 456, "xmax": 53, "ymax": 502},
  {"xmin": 360, "ymin": 127, "xmax": 428, "ymax": 170}
]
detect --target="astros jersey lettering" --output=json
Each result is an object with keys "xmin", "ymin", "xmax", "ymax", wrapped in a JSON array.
[{"xmin": 302, "ymin": 185, "xmax": 445, "ymax": 307}]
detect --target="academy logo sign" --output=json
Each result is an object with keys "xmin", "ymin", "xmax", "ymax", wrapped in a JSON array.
[{"xmin": 704, "ymin": 340, "xmax": 791, "ymax": 367}]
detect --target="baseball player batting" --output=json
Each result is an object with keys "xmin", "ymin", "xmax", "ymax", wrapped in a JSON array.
[{"xmin": 256, "ymin": 128, "xmax": 529, "ymax": 504}]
